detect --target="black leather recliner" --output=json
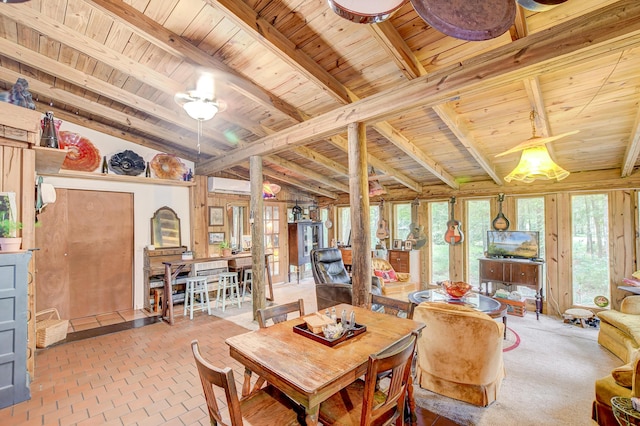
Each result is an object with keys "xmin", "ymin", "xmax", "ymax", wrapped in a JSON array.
[{"xmin": 310, "ymin": 247, "xmax": 382, "ymax": 311}]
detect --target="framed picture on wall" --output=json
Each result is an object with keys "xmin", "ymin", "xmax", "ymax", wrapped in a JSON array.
[
  {"xmin": 209, "ymin": 206, "xmax": 224, "ymax": 226},
  {"xmin": 209, "ymin": 232, "xmax": 224, "ymax": 244},
  {"xmin": 392, "ymin": 239, "xmax": 402, "ymax": 250}
]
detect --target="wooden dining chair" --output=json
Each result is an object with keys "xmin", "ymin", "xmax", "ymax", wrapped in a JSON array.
[
  {"xmin": 318, "ymin": 331, "xmax": 419, "ymax": 426},
  {"xmin": 256, "ymin": 299, "xmax": 305, "ymax": 328},
  {"xmin": 370, "ymin": 293, "xmax": 415, "ymax": 319},
  {"xmin": 191, "ymin": 340, "xmax": 304, "ymax": 426}
]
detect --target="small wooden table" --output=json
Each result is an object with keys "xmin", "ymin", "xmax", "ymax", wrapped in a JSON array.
[
  {"xmin": 161, "ymin": 253, "xmax": 274, "ymax": 325},
  {"xmin": 409, "ymin": 290, "xmax": 509, "ymax": 339},
  {"xmin": 225, "ymin": 304, "xmax": 425, "ymax": 426}
]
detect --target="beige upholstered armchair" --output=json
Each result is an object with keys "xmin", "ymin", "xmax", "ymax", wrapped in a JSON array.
[
  {"xmin": 371, "ymin": 257, "xmax": 418, "ymax": 295},
  {"xmin": 593, "ymin": 352, "xmax": 640, "ymax": 425},
  {"xmin": 413, "ymin": 302, "xmax": 505, "ymax": 407},
  {"xmin": 597, "ymin": 295, "xmax": 640, "ymax": 362}
]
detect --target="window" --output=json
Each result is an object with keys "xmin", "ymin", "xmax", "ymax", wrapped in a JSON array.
[
  {"xmin": 264, "ymin": 205, "xmax": 280, "ymax": 275},
  {"xmin": 337, "ymin": 206, "xmax": 351, "ymax": 245},
  {"xmin": 466, "ymin": 199, "xmax": 491, "ymax": 287},
  {"xmin": 394, "ymin": 203, "xmax": 411, "ymax": 241},
  {"xmin": 571, "ymin": 193, "xmax": 610, "ymax": 307},
  {"xmin": 370, "ymin": 205, "xmax": 380, "ymax": 246},
  {"xmin": 320, "ymin": 207, "xmax": 329, "ymax": 246},
  {"xmin": 516, "ymin": 197, "xmax": 545, "ymax": 259},
  {"xmin": 430, "ymin": 201, "xmax": 450, "ymax": 283}
]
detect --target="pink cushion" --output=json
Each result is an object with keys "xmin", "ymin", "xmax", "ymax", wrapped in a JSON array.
[{"xmin": 374, "ymin": 269, "xmax": 398, "ymax": 283}]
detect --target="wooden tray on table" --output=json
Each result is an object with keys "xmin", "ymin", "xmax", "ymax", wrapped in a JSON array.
[{"xmin": 293, "ymin": 321, "xmax": 367, "ymax": 347}]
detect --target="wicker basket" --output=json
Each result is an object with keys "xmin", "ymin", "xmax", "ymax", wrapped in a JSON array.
[{"xmin": 36, "ymin": 308, "xmax": 69, "ymax": 348}]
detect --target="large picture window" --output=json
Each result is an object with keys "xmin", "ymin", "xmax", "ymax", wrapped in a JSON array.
[
  {"xmin": 430, "ymin": 201, "xmax": 449, "ymax": 283},
  {"xmin": 571, "ymin": 193, "xmax": 610, "ymax": 307},
  {"xmin": 466, "ymin": 199, "xmax": 490, "ymax": 287}
]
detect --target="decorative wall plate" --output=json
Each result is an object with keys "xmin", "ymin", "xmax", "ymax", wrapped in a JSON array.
[
  {"xmin": 58, "ymin": 131, "xmax": 101, "ymax": 172},
  {"xmin": 150, "ymin": 153, "xmax": 187, "ymax": 180},
  {"xmin": 109, "ymin": 150, "xmax": 146, "ymax": 176}
]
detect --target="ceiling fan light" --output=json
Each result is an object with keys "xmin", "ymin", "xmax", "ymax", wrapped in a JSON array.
[
  {"xmin": 504, "ymin": 145, "xmax": 569, "ymax": 183},
  {"xmin": 183, "ymin": 100, "xmax": 218, "ymax": 121}
]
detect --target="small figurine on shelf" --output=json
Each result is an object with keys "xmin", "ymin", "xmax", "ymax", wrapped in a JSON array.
[
  {"xmin": 101, "ymin": 156, "xmax": 108, "ymax": 174},
  {"xmin": 40, "ymin": 111, "xmax": 59, "ymax": 148},
  {"xmin": 145, "ymin": 162, "xmax": 151, "ymax": 178}
]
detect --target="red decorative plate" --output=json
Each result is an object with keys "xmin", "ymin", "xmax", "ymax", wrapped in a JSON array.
[{"xmin": 58, "ymin": 131, "xmax": 101, "ymax": 172}]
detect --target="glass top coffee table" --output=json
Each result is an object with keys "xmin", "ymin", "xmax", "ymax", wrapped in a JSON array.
[{"xmin": 408, "ymin": 290, "xmax": 508, "ymax": 338}]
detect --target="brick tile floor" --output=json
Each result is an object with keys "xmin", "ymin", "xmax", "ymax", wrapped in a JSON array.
[{"xmin": 2, "ymin": 308, "xmax": 457, "ymax": 425}]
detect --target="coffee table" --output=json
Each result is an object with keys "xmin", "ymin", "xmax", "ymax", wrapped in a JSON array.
[{"xmin": 409, "ymin": 290, "xmax": 508, "ymax": 338}]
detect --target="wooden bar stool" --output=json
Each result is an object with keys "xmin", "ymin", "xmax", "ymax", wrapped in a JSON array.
[
  {"xmin": 183, "ymin": 276, "xmax": 211, "ymax": 320},
  {"xmin": 242, "ymin": 268, "xmax": 252, "ymax": 301},
  {"xmin": 215, "ymin": 272, "xmax": 242, "ymax": 312}
]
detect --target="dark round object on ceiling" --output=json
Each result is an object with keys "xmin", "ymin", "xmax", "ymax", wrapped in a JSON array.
[
  {"xmin": 109, "ymin": 150, "xmax": 146, "ymax": 176},
  {"xmin": 328, "ymin": 0, "xmax": 406, "ymax": 24},
  {"xmin": 410, "ymin": 0, "xmax": 516, "ymax": 41},
  {"xmin": 517, "ymin": 0, "xmax": 568, "ymax": 12}
]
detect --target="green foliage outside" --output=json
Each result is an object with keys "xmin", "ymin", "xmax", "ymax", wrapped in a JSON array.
[
  {"xmin": 572, "ymin": 194, "xmax": 609, "ymax": 307},
  {"xmin": 430, "ymin": 202, "xmax": 449, "ymax": 282}
]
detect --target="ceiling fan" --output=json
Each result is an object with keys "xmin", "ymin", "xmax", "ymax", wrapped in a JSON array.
[{"xmin": 174, "ymin": 70, "xmax": 227, "ymax": 122}]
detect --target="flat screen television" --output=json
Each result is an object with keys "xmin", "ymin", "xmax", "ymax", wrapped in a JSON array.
[{"xmin": 486, "ymin": 231, "xmax": 540, "ymax": 259}]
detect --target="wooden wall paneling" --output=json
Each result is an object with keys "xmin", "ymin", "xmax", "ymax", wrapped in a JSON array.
[
  {"xmin": 449, "ymin": 199, "xmax": 465, "ymax": 282},
  {"xmin": 191, "ymin": 175, "xmax": 208, "ymax": 258},
  {"xmin": 556, "ymin": 193, "xmax": 573, "ymax": 314},
  {"xmin": 544, "ymin": 193, "xmax": 561, "ymax": 316},
  {"xmin": 609, "ymin": 190, "xmax": 636, "ymax": 309}
]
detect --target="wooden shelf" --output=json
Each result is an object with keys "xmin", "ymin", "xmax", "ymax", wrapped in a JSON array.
[
  {"xmin": 38, "ymin": 169, "xmax": 195, "ymax": 187},
  {"xmin": 33, "ymin": 146, "xmax": 68, "ymax": 174}
]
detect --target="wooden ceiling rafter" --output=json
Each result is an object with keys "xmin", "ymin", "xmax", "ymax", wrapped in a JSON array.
[
  {"xmin": 369, "ymin": 18, "xmax": 498, "ymax": 187},
  {"xmin": 264, "ymin": 155, "xmax": 350, "ymax": 193},
  {"xmin": 292, "ymin": 146, "xmax": 350, "ymax": 177},
  {"xmin": 209, "ymin": 0, "xmax": 451, "ymax": 190},
  {"xmin": 621, "ymin": 104, "xmax": 640, "ymax": 177},
  {"xmin": 82, "ymin": 0, "xmax": 304, "ymax": 122},
  {"xmin": 262, "ymin": 166, "xmax": 339, "ymax": 200},
  {"xmin": 328, "ymin": 135, "xmax": 422, "ymax": 193},
  {"xmin": 0, "ymin": 37, "xmax": 228, "ymax": 156},
  {"xmin": 196, "ymin": 1, "xmax": 640, "ymax": 176}
]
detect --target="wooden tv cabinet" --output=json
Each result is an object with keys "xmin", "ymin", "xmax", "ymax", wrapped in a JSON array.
[{"xmin": 479, "ymin": 257, "xmax": 544, "ymax": 319}]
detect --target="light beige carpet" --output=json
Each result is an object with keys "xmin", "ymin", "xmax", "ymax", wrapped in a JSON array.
[
  {"xmin": 211, "ymin": 281, "xmax": 620, "ymax": 426},
  {"xmin": 413, "ymin": 313, "xmax": 621, "ymax": 426}
]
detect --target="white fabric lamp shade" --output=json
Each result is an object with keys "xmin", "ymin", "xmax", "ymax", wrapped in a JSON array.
[{"xmin": 183, "ymin": 100, "xmax": 218, "ymax": 121}]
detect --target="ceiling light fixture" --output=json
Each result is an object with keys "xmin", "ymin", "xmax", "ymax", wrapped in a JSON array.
[
  {"xmin": 498, "ymin": 111, "xmax": 576, "ymax": 183},
  {"xmin": 182, "ymin": 99, "xmax": 219, "ymax": 121}
]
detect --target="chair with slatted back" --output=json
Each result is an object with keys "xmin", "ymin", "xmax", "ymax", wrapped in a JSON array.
[
  {"xmin": 370, "ymin": 293, "xmax": 415, "ymax": 319},
  {"xmin": 191, "ymin": 340, "xmax": 304, "ymax": 426},
  {"xmin": 318, "ymin": 331, "xmax": 419, "ymax": 426},
  {"xmin": 256, "ymin": 299, "xmax": 305, "ymax": 328}
]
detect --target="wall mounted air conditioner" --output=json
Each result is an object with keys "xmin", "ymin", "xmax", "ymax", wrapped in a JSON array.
[{"xmin": 207, "ymin": 177, "xmax": 251, "ymax": 195}]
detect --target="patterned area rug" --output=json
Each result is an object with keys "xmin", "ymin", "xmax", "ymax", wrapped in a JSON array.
[{"xmin": 503, "ymin": 326, "xmax": 520, "ymax": 352}]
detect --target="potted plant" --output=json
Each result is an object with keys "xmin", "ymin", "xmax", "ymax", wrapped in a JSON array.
[
  {"xmin": 0, "ymin": 216, "xmax": 23, "ymax": 251},
  {"xmin": 219, "ymin": 241, "xmax": 232, "ymax": 257}
]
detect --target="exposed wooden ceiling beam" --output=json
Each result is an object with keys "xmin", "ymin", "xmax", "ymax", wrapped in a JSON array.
[
  {"xmin": 82, "ymin": 0, "xmax": 303, "ymax": 121},
  {"xmin": 523, "ymin": 76, "xmax": 558, "ymax": 158},
  {"xmin": 0, "ymin": 37, "xmax": 228, "ymax": 155},
  {"xmin": 209, "ymin": 0, "xmax": 445, "ymax": 189},
  {"xmin": 197, "ymin": 0, "xmax": 640, "ymax": 175},
  {"xmin": 622, "ymin": 104, "xmax": 640, "ymax": 177},
  {"xmin": 264, "ymin": 155, "xmax": 349, "ymax": 193},
  {"xmin": 372, "ymin": 121, "xmax": 460, "ymax": 189},
  {"xmin": 0, "ymin": 66, "xmax": 209, "ymax": 156},
  {"xmin": 292, "ymin": 146, "xmax": 350, "ymax": 177},
  {"xmin": 368, "ymin": 21, "xmax": 427, "ymax": 80},
  {"xmin": 432, "ymin": 103, "xmax": 503, "ymax": 185},
  {"xmin": 262, "ymin": 166, "xmax": 339, "ymax": 199},
  {"xmin": 328, "ymin": 135, "xmax": 422, "ymax": 193}
]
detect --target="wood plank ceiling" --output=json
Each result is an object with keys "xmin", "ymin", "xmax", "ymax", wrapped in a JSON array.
[{"xmin": 1, "ymin": 0, "xmax": 639, "ymax": 202}]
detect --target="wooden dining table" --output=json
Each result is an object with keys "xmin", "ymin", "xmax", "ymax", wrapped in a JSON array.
[{"xmin": 225, "ymin": 303, "xmax": 425, "ymax": 425}]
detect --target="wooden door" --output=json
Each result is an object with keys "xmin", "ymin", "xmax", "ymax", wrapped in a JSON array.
[{"xmin": 35, "ymin": 189, "xmax": 133, "ymax": 319}]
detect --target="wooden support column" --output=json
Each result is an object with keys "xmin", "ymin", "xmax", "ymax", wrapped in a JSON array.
[
  {"xmin": 347, "ymin": 122, "xmax": 371, "ymax": 307},
  {"xmin": 250, "ymin": 156, "xmax": 265, "ymax": 318},
  {"xmin": 191, "ymin": 175, "xmax": 208, "ymax": 258}
]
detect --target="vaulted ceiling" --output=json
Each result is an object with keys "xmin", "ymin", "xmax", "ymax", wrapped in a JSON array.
[{"xmin": 1, "ymin": 0, "xmax": 639, "ymax": 202}]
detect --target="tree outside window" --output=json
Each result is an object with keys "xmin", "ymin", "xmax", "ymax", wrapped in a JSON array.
[
  {"xmin": 430, "ymin": 201, "xmax": 450, "ymax": 283},
  {"xmin": 571, "ymin": 193, "xmax": 610, "ymax": 307}
]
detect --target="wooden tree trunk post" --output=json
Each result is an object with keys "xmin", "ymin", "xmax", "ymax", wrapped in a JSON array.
[
  {"xmin": 347, "ymin": 122, "xmax": 371, "ymax": 307},
  {"xmin": 250, "ymin": 156, "xmax": 265, "ymax": 318}
]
